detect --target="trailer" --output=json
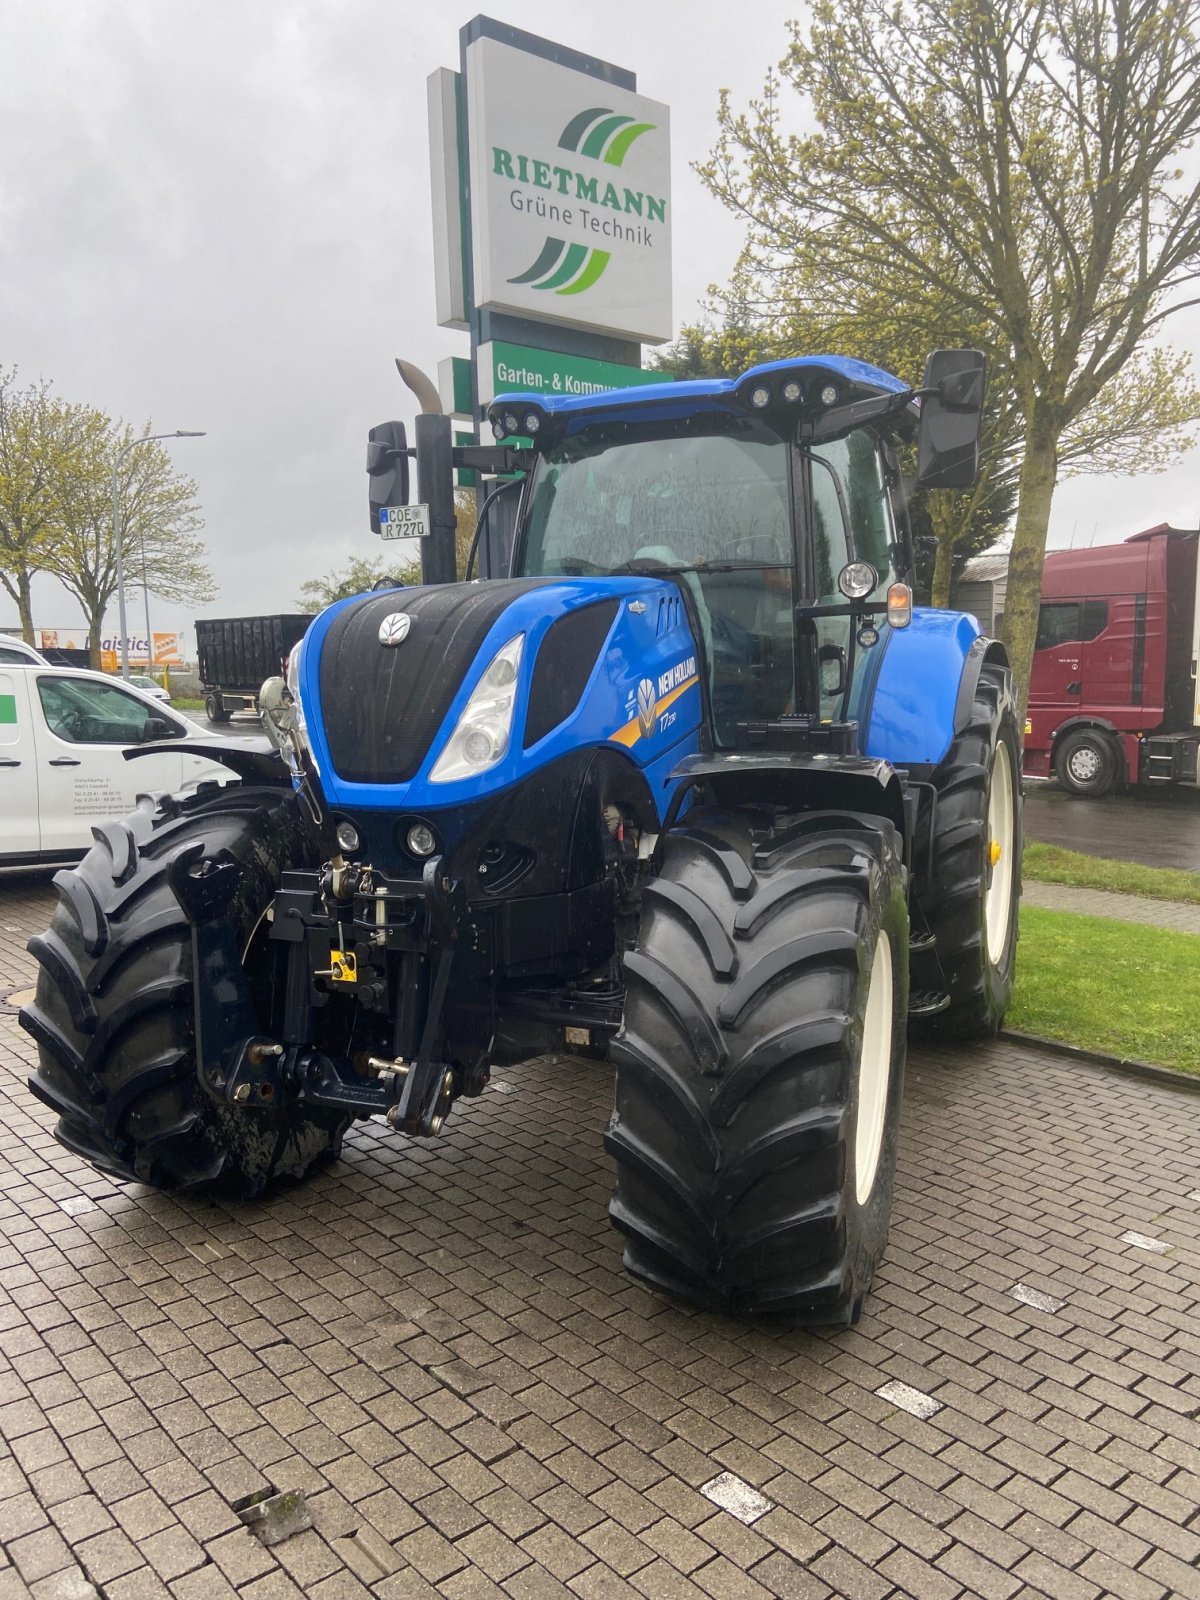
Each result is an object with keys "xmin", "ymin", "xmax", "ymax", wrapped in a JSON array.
[
  {"xmin": 1024, "ymin": 525, "xmax": 1200, "ymax": 794},
  {"xmin": 194, "ymin": 614, "xmax": 311, "ymax": 723}
]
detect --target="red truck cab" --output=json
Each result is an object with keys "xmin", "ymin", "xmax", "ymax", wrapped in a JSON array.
[{"xmin": 1024, "ymin": 525, "xmax": 1200, "ymax": 794}]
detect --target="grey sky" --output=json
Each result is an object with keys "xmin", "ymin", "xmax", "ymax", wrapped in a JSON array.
[{"xmin": 2, "ymin": 2, "xmax": 1197, "ymax": 648}]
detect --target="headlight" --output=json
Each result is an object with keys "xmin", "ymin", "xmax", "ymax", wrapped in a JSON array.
[
  {"xmin": 430, "ymin": 634, "xmax": 525, "ymax": 783},
  {"xmin": 838, "ymin": 561, "xmax": 879, "ymax": 599},
  {"xmin": 285, "ymin": 637, "xmax": 309, "ymax": 745}
]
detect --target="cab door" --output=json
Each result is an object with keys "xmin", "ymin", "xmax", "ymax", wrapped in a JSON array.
[
  {"xmin": 31, "ymin": 673, "xmax": 187, "ymax": 853},
  {"xmin": 1029, "ymin": 602, "xmax": 1084, "ymax": 714},
  {"xmin": 0, "ymin": 670, "xmax": 41, "ymax": 857}
]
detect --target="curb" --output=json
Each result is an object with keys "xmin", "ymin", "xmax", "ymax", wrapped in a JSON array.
[{"xmin": 1000, "ymin": 1028, "xmax": 1200, "ymax": 1094}]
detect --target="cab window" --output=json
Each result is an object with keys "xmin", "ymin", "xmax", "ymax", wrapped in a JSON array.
[{"xmin": 37, "ymin": 677, "xmax": 181, "ymax": 744}]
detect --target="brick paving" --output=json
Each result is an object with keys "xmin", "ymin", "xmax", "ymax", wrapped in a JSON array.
[
  {"xmin": 2, "ymin": 868, "xmax": 1199, "ymax": 1599},
  {"xmin": 1023, "ymin": 880, "xmax": 1200, "ymax": 936}
]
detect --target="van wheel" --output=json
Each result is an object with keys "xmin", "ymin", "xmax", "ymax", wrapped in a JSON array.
[
  {"xmin": 607, "ymin": 806, "xmax": 908, "ymax": 1325},
  {"xmin": 20, "ymin": 786, "xmax": 348, "ymax": 1195},
  {"xmin": 1054, "ymin": 727, "xmax": 1118, "ymax": 796}
]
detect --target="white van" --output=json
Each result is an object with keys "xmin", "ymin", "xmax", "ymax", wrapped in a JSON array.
[{"xmin": 1, "ymin": 666, "xmax": 237, "ymax": 865}]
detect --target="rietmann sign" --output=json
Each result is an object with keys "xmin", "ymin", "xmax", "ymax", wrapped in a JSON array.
[{"xmin": 465, "ymin": 36, "xmax": 672, "ymax": 343}]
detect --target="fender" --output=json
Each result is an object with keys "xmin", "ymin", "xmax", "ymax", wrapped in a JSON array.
[
  {"xmin": 863, "ymin": 608, "xmax": 991, "ymax": 768},
  {"xmin": 667, "ymin": 751, "xmax": 907, "ymax": 839}
]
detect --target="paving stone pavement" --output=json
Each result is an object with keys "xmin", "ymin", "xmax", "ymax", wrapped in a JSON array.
[
  {"xmin": 1022, "ymin": 880, "xmax": 1200, "ymax": 936},
  {"xmin": 1, "ymin": 868, "xmax": 1199, "ymax": 1600}
]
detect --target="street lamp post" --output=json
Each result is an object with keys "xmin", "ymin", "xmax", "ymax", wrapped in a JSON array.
[{"xmin": 112, "ymin": 429, "xmax": 205, "ymax": 680}]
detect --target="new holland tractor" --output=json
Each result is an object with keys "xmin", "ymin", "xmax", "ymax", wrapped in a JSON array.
[{"xmin": 22, "ymin": 350, "xmax": 1021, "ymax": 1325}]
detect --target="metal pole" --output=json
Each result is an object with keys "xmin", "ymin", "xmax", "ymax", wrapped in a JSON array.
[
  {"xmin": 111, "ymin": 429, "xmax": 206, "ymax": 679},
  {"xmin": 140, "ymin": 529, "xmax": 153, "ymax": 674},
  {"xmin": 415, "ymin": 413, "xmax": 457, "ymax": 585}
]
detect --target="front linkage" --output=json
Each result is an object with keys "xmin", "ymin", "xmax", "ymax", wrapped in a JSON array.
[{"xmin": 168, "ymin": 841, "xmax": 484, "ymax": 1138}]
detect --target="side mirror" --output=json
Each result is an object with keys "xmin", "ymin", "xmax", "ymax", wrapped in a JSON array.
[
  {"xmin": 818, "ymin": 642, "xmax": 847, "ymax": 698},
  {"xmin": 367, "ymin": 420, "xmax": 410, "ymax": 534},
  {"xmin": 916, "ymin": 350, "xmax": 986, "ymax": 490},
  {"xmin": 142, "ymin": 716, "xmax": 175, "ymax": 741}
]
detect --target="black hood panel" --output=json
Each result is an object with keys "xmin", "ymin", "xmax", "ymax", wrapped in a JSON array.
[{"xmin": 319, "ymin": 581, "xmax": 550, "ymax": 785}]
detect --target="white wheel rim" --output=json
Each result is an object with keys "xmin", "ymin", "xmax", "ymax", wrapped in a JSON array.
[
  {"xmin": 985, "ymin": 742, "xmax": 1015, "ymax": 966},
  {"xmin": 1069, "ymin": 746, "xmax": 1099, "ymax": 781},
  {"xmin": 855, "ymin": 930, "xmax": 893, "ymax": 1206}
]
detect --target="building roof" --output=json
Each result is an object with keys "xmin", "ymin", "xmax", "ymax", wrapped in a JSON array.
[{"xmin": 958, "ymin": 553, "xmax": 1011, "ymax": 584}]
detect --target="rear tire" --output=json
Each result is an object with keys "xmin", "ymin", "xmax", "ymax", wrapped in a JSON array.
[
  {"xmin": 1054, "ymin": 726, "xmax": 1118, "ymax": 797},
  {"xmin": 205, "ymin": 692, "xmax": 230, "ymax": 723},
  {"xmin": 607, "ymin": 806, "xmax": 908, "ymax": 1325},
  {"xmin": 21, "ymin": 785, "xmax": 348, "ymax": 1194},
  {"xmin": 914, "ymin": 663, "xmax": 1022, "ymax": 1039}
]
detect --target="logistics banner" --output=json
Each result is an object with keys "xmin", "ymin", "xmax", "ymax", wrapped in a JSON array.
[{"xmin": 151, "ymin": 631, "xmax": 183, "ymax": 665}]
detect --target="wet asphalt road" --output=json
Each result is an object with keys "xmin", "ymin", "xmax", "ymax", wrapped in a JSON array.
[{"xmin": 1024, "ymin": 780, "xmax": 1200, "ymax": 869}]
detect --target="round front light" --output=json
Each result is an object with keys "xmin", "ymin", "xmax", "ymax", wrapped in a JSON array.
[
  {"xmin": 491, "ymin": 419, "xmax": 505, "ymax": 440},
  {"xmin": 782, "ymin": 379, "xmax": 802, "ymax": 403},
  {"xmin": 335, "ymin": 820, "xmax": 360, "ymax": 854},
  {"xmin": 485, "ymin": 655, "xmax": 517, "ymax": 688},
  {"xmin": 406, "ymin": 823, "xmax": 437, "ymax": 858},
  {"xmin": 524, "ymin": 412, "xmax": 541, "ymax": 434},
  {"xmin": 749, "ymin": 385, "xmax": 771, "ymax": 409},
  {"xmin": 820, "ymin": 383, "xmax": 839, "ymax": 406},
  {"xmin": 838, "ymin": 560, "xmax": 879, "ymax": 599},
  {"xmin": 462, "ymin": 727, "xmax": 496, "ymax": 766},
  {"xmin": 503, "ymin": 413, "xmax": 520, "ymax": 437}
]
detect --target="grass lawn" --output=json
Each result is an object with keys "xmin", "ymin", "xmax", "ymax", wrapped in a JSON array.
[
  {"xmin": 170, "ymin": 696, "xmax": 206, "ymax": 712},
  {"xmin": 1022, "ymin": 841, "xmax": 1200, "ymax": 905},
  {"xmin": 1008, "ymin": 906, "xmax": 1200, "ymax": 1073}
]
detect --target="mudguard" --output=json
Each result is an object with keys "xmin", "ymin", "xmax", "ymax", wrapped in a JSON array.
[{"xmin": 862, "ymin": 608, "xmax": 1001, "ymax": 768}]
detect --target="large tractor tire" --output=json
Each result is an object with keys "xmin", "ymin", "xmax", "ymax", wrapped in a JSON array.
[
  {"xmin": 21, "ymin": 784, "xmax": 348, "ymax": 1194},
  {"xmin": 607, "ymin": 807, "xmax": 908, "ymax": 1325},
  {"xmin": 915, "ymin": 662, "xmax": 1022, "ymax": 1039}
]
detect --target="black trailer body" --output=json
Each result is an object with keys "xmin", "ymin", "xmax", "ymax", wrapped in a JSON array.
[{"xmin": 195, "ymin": 614, "xmax": 311, "ymax": 722}]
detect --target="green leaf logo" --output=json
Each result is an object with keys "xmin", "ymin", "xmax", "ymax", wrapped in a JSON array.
[{"xmin": 557, "ymin": 108, "xmax": 656, "ymax": 165}]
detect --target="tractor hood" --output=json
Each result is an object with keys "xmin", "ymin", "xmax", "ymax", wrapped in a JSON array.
[{"xmin": 293, "ymin": 576, "xmax": 703, "ymax": 813}]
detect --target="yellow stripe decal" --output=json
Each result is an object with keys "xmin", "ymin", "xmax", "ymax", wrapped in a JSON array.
[{"xmin": 609, "ymin": 673, "xmax": 698, "ymax": 747}]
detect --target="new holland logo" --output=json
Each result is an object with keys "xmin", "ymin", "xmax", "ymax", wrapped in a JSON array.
[
  {"xmin": 378, "ymin": 612, "xmax": 412, "ymax": 646},
  {"xmin": 505, "ymin": 108, "xmax": 658, "ymax": 295},
  {"xmin": 636, "ymin": 677, "xmax": 657, "ymax": 737}
]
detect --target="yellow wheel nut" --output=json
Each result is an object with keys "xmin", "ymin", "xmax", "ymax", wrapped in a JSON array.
[{"xmin": 989, "ymin": 839, "xmax": 1002, "ymax": 867}]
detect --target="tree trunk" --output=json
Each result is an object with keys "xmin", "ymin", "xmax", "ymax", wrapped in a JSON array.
[
  {"xmin": 930, "ymin": 536, "xmax": 955, "ymax": 608},
  {"xmin": 1000, "ymin": 418, "xmax": 1059, "ymax": 719},
  {"xmin": 87, "ymin": 619, "xmax": 103, "ymax": 672},
  {"xmin": 15, "ymin": 568, "xmax": 35, "ymax": 643}
]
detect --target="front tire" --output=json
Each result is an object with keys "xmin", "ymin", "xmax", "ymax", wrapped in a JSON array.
[
  {"xmin": 21, "ymin": 785, "xmax": 348, "ymax": 1194},
  {"xmin": 607, "ymin": 807, "xmax": 908, "ymax": 1325},
  {"xmin": 1054, "ymin": 726, "xmax": 1118, "ymax": 796}
]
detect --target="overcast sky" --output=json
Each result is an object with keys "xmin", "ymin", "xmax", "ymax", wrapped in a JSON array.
[{"xmin": 2, "ymin": 1, "xmax": 1198, "ymax": 650}]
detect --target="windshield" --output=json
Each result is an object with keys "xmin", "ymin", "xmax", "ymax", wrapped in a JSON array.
[{"xmin": 522, "ymin": 417, "xmax": 792, "ymax": 577}]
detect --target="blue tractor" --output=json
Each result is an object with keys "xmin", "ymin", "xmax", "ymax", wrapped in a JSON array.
[{"xmin": 23, "ymin": 350, "xmax": 1021, "ymax": 1325}]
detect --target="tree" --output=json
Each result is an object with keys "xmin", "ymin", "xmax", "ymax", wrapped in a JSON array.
[
  {"xmin": 296, "ymin": 490, "xmax": 480, "ymax": 612},
  {"xmin": 296, "ymin": 553, "xmax": 419, "ymax": 612},
  {"xmin": 699, "ymin": 0, "xmax": 1200, "ymax": 707},
  {"xmin": 42, "ymin": 416, "xmax": 216, "ymax": 664},
  {"xmin": 0, "ymin": 369, "xmax": 83, "ymax": 641}
]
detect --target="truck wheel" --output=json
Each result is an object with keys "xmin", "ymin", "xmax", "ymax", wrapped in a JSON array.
[
  {"xmin": 205, "ymin": 692, "xmax": 230, "ymax": 724},
  {"xmin": 1054, "ymin": 727, "xmax": 1118, "ymax": 797},
  {"xmin": 21, "ymin": 786, "xmax": 348, "ymax": 1195},
  {"xmin": 915, "ymin": 663, "xmax": 1022, "ymax": 1039},
  {"xmin": 607, "ymin": 807, "xmax": 908, "ymax": 1325}
]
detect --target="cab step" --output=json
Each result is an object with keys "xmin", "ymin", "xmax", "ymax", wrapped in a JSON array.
[{"xmin": 908, "ymin": 990, "xmax": 951, "ymax": 1017}]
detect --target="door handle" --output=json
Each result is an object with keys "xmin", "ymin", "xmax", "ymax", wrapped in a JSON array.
[
  {"xmin": 49, "ymin": 757, "xmax": 82, "ymax": 766},
  {"xmin": 0, "ymin": 758, "xmax": 20, "ymax": 767},
  {"xmin": 1066, "ymin": 682, "xmax": 1081, "ymax": 695}
]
